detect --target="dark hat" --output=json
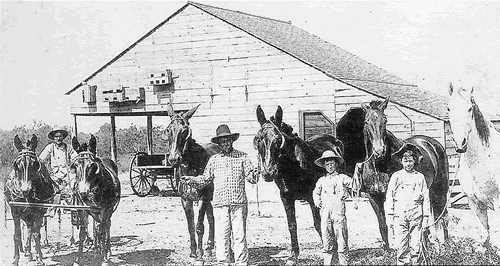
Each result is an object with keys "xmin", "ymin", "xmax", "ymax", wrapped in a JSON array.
[
  {"xmin": 392, "ymin": 143, "xmax": 422, "ymax": 161},
  {"xmin": 48, "ymin": 128, "xmax": 69, "ymax": 140},
  {"xmin": 314, "ymin": 149, "xmax": 344, "ymax": 168},
  {"xmin": 211, "ymin": 124, "xmax": 240, "ymax": 144}
]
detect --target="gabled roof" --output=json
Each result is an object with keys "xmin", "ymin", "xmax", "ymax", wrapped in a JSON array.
[{"xmin": 67, "ymin": 1, "xmax": 448, "ymax": 120}]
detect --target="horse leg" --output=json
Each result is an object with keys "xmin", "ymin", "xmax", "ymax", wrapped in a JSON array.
[
  {"xmin": 280, "ymin": 194, "xmax": 299, "ymax": 264},
  {"xmin": 33, "ymin": 214, "xmax": 45, "ymax": 266},
  {"xmin": 24, "ymin": 220, "xmax": 33, "ymax": 261},
  {"xmin": 100, "ymin": 211, "xmax": 112, "ymax": 266},
  {"xmin": 195, "ymin": 201, "xmax": 207, "ymax": 265},
  {"xmin": 468, "ymin": 195, "xmax": 490, "ymax": 246},
  {"xmin": 43, "ymin": 216, "xmax": 49, "ymax": 247},
  {"xmin": 205, "ymin": 201, "xmax": 215, "ymax": 257},
  {"xmin": 367, "ymin": 193, "xmax": 390, "ymax": 250},
  {"xmin": 12, "ymin": 214, "xmax": 21, "ymax": 266},
  {"xmin": 307, "ymin": 199, "xmax": 322, "ymax": 238},
  {"xmin": 74, "ymin": 212, "xmax": 87, "ymax": 266},
  {"xmin": 181, "ymin": 197, "xmax": 198, "ymax": 263}
]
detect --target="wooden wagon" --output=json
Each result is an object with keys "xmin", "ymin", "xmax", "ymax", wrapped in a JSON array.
[{"xmin": 129, "ymin": 152, "xmax": 176, "ymax": 197}]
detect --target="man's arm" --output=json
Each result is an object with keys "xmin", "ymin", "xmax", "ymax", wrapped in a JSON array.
[
  {"xmin": 38, "ymin": 144, "xmax": 51, "ymax": 164},
  {"xmin": 184, "ymin": 157, "xmax": 215, "ymax": 189},
  {"xmin": 243, "ymin": 156, "xmax": 258, "ymax": 184}
]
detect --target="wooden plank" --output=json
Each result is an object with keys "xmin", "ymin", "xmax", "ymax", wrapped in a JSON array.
[{"xmin": 8, "ymin": 202, "xmax": 100, "ymax": 213}]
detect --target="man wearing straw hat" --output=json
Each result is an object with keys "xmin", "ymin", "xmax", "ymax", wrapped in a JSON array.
[
  {"xmin": 386, "ymin": 143, "xmax": 431, "ymax": 265},
  {"xmin": 182, "ymin": 124, "xmax": 260, "ymax": 266},
  {"xmin": 39, "ymin": 128, "xmax": 78, "ymax": 187},
  {"xmin": 313, "ymin": 148, "xmax": 353, "ymax": 265}
]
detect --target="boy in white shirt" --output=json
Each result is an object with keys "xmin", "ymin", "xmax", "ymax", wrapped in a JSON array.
[{"xmin": 313, "ymin": 149, "xmax": 353, "ymax": 265}]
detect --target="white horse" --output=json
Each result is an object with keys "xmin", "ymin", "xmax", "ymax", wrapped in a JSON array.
[{"xmin": 448, "ymin": 83, "xmax": 500, "ymax": 246}]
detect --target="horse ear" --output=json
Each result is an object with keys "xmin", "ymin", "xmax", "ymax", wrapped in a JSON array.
[
  {"xmin": 72, "ymin": 136, "xmax": 81, "ymax": 153},
  {"xmin": 380, "ymin": 97, "xmax": 389, "ymax": 111},
  {"xmin": 448, "ymin": 83, "xmax": 454, "ymax": 96},
  {"xmin": 275, "ymin": 106, "xmax": 283, "ymax": 126},
  {"xmin": 29, "ymin": 134, "xmax": 38, "ymax": 151},
  {"xmin": 166, "ymin": 103, "xmax": 175, "ymax": 117},
  {"xmin": 14, "ymin": 135, "xmax": 24, "ymax": 152},
  {"xmin": 183, "ymin": 104, "xmax": 200, "ymax": 121},
  {"xmin": 89, "ymin": 134, "xmax": 97, "ymax": 155},
  {"xmin": 256, "ymin": 105, "xmax": 267, "ymax": 126}
]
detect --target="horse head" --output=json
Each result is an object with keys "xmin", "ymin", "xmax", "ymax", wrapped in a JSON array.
[
  {"xmin": 362, "ymin": 98, "xmax": 389, "ymax": 159},
  {"xmin": 447, "ymin": 83, "xmax": 491, "ymax": 153},
  {"xmin": 12, "ymin": 134, "xmax": 41, "ymax": 196},
  {"xmin": 254, "ymin": 105, "xmax": 295, "ymax": 182},
  {"xmin": 71, "ymin": 134, "xmax": 101, "ymax": 196},
  {"xmin": 163, "ymin": 103, "xmax": 199, "ymax": 167}
]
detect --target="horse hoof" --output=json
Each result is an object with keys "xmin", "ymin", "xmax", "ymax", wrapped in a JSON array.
[
  {"xmin": 285, "ymin": 258, "xmax": 296, "ymax": 266},
  {"xmin": 101, "ymin": 261, "xmax": 109, "ymax": 266},
  {"xmin": 194, "ymin": 260, "xmax": 204, "ymax": 266},
  {"xmin": 189, "ymin": 257, "xmax": 197, "ymax": 265}
]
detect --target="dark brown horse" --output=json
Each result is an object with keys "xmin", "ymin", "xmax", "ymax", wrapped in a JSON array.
[
  {"xmin": 163, "ymin": 103, "xmax": 221, "ymax": 265},
  {"xmin": 337, "ymin": 98, "xmax": 450, "ymax": 249},
  {"xmin": 5, "ymin": 134, "xmax": 55, "ymax": 266},
  {"xmin": 71, "ymin": 135, "xmax": 121, "ymax": 266},
  {"xmin": 254, "ymin": 105, "xmax": 344, "ymax": 264}
]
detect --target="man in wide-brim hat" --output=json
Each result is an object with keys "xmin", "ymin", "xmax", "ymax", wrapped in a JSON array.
[
  {"xmin": 182, "ymin": 124, "xmax": 258, "ymax": 265},
  {"xmin": 39, "ymin": 128, "xmax": 77, "ymax": 187},
  {"xmin": 39, "ymin": 128, "xmax": 78, "ymax": 216},
  {"xmin": 313, "ymin": 149, "xmax": 353, "ymax": 265},
  {"xmin": 386, "ymin": 142, "xmax": 431, "ymax": 265}
]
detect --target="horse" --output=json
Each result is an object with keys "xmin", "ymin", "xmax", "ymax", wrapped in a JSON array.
[
  {"xmin": 162, "ymin": 103, "xmax": 221, "ymax": 265},
  {"xmin": 337, "ymin": 98, "xmax": 450, "ymax": 249},
  {"xmin": 448, "ymin": 83, "xmax": 500, "ymax": 246},
  {"xmin": 4, "ymin": 134, "xmax": 55, "ymax": 266},
  {"xmin": 254, "ymin": 105, "xmax": 345, "ymax": 264},
  {"xmin": 70, "ymin": 134, "xmax": 121, "ymax": 266}
]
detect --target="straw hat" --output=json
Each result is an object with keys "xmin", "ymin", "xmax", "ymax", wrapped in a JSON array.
[
  {"xmin": 314, "ymin": 149, "xmax": 344, "ymax": 168},
  {"xmin": 211, "ymin": 124, "xmax": 240, "ymax": 144},
  {"xmin": 48, "ymin": 128, "xmax": 68, "ymax": 140},
  {"xmin": 391, "ymin": 143, "xmax": 422, "ymax": 161}
]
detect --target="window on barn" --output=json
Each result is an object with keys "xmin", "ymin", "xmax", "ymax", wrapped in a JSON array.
[{"xmin": 298, "ymin": 111, "xmax": 336, "ymax": 140}]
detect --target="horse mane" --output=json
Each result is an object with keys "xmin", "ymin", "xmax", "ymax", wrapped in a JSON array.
[{"xmin": 471, "ymin": 98, "xmax": 490, "ymax": 147}]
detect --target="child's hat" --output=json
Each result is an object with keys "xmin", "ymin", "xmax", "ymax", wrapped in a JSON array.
[
  {"xmin": 391, "ymin": 143, "xmax": 422, "ymax": 161},
  {"xmin": 314, "ymin": 148, "xmax": 344, "ymax": 168}
]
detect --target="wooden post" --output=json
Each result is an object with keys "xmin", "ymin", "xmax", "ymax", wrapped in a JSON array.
[
  {"xmin": 73, "ymin": 115, "xmax": 78, "ymax": 139},
  {"xmin": 147, "ymin": 115, "xmax": 153, "ymax": 155},
  {"xmin": 110, "ymin": 115, "xmax": 118, "ymax": 163}
]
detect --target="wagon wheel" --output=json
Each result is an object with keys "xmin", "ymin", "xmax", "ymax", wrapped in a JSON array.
[{"xmin": 129, "ymin": 152, "xmax": 156, "ymax": 197}]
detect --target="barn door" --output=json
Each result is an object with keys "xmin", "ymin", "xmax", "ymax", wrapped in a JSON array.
[{"xmin": 299, "ymin": 110, "xmax": 336, "ymax": 140}]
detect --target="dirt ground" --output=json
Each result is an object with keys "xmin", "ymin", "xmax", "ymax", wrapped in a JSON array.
[{"xmin": 1, "ymin": 173, "xmax": 499, "ymax": 266}]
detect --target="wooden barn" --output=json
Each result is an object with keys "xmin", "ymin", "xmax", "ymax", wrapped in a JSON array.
[{"xmin": 67, "ymin": 2, "xmax": 462, "ymax": 197}]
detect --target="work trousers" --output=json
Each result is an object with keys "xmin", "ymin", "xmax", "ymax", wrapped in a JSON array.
[
  {"xmin": 321, "ymin": 204, "xmax": 349, "ymax": 265},
  {"xmin": 394, "ymin": 208, "xmax": 424, "ymax": 265},
  {"xmin": 213, "ymin": 204, "xmax": 249, "ymax": 266}
]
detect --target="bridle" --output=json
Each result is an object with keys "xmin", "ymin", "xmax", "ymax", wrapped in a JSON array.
[
  {"xmin": 9, "ymin": 150, "xmax": 51, "ymax": 203},
  {"xmin": 261, "ymin": 121, "xmax": 286, "ymax": 150},
  {"xmin": 168, "ymin": 115, "xmax": 192, "ymax": 154}
]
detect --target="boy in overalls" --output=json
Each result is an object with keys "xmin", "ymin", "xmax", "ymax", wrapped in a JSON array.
[
  {"xmin": 386, "ymin": 143, "xmax": 430, "ymax": 265},
  {"xmin": 313, "ymin": 149, "xmax": 353, "ymax": 265}
]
